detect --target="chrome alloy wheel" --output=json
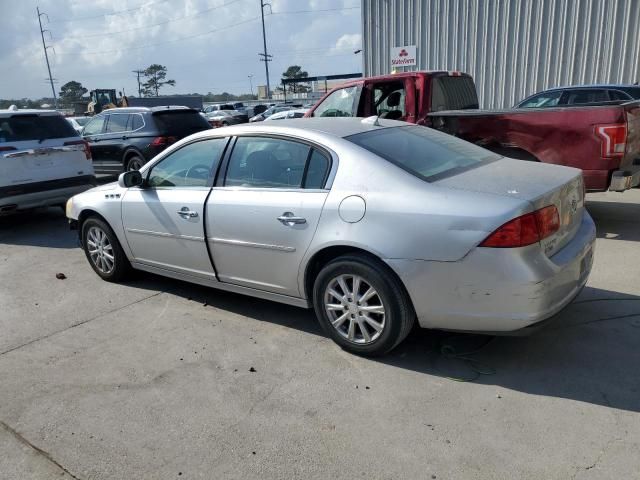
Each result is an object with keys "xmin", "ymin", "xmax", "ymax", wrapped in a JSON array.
[
  {"xmin": 86, "ymin": 226, "xmax": 115, "ymax": 274},
  {"xmin": 324, "ymin": 274, "xmax": 386, "ymax": 344}
]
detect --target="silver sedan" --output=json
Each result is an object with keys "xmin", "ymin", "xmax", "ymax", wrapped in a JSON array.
[{"xmin": 66, "ymin": 117, "xmax": 596, "ymax": 356}]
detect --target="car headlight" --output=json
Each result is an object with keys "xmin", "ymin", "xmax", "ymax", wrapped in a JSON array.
[{"xmin": 65, "ymin": 197, "xmax": 74, "ymax": 218}]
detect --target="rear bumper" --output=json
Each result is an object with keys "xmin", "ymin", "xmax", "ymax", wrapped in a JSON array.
[
  {"xmin": 0, "ymin": 175, "xmax": 97, "ymax": 213},
  {"xmin": 609, "ymin": 165, "xmax": 640, "ymax": 192},
  {"xmin": 386, "ymin": 212, "xmax": 596, "ymax": 333}
]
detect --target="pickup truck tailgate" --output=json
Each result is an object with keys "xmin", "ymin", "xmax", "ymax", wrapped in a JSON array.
[{"xmin": 434, "ymin": 158, "xmax": 584, "ymax": 257}]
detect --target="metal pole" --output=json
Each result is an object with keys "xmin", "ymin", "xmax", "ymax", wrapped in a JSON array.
[
  {"xmin": 37, "ymin": 7, "xmax": 57, "ymax": 109},
  {"xmin": 133, "ymin": 70, "xmax": 144, "ymax": 97},
  {"xmin": 248, "ymin": 75, "xmax": 254, "ymax": 97},
  {"xmin": 260, "ymin": 0, "xmax": 271, "ymax": 100}
]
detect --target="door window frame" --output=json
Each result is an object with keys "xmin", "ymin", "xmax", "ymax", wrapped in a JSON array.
[
  {"xmin": 142, "ymin": 136, "xmax": 231, "ymax": 190},
  {"xmin": 215, "ymin": 134, "xmax": 336, "ymax": 191}
]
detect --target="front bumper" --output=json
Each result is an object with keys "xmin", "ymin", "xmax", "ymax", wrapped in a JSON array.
[{"xmin": 386, "ymin": 212, "xmax": 596, "ymax": 333}]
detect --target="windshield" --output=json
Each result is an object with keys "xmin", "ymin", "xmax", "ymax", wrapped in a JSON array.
[
  {"xmin": 346, "ymin": 125, "xmax": 499, "ymax": 181},
  {"xmin": 152, "ymin": 111, "xmax": 211, "ymax": 136}
]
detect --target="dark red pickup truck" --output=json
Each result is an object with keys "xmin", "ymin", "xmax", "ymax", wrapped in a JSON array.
[{"xmin": 306, "ymin": 71, "xmax": 640, "ymax": 192}]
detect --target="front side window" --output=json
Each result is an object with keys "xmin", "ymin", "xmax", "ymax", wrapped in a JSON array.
[
  {"xmin": 82, "ymin": 115, "xmax": 106, "ymax": 136},
  {"xmin": 518, "ymin": 91, "xmax": 563, "ymax": 108},
  {"xmin": 347, "ymin": 125, "xmax": 499, "ymax": 182},
  {"xmin": 105, "ymin": 114, "xmax": 130, "ymax": 133},
  {"xmin": 312, "ymin": 86, "xmax": 360, "ymax": 117},
  {"xmin": 225, "ymin": 136, "xmax": 330, "ymax": 189},
  {"xmin": 147, "ymin": 138, "xmax": 227, "ymax": 188}
]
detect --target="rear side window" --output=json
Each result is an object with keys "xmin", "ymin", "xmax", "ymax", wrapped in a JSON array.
[
  {"xmin": 518, "ymin": 90, "xmax": 563, "ymax": 108},
  {"xmin": 565, "ymin": 89, "xmax": 608, "ymax": 105},
  {"xmin": 608, "ymin": 90, "xmax": 632, "ymax": 101},
  {"xmin": 312, "ymin": 86, "xmax": 361, "ymax": 117},
  {"xmin": 130, "ymin": 114, "xmax": 144, "ymax": 131},
  {"xmin": 0, "ymin": 114, "xmax": 77, "ymax": 142},
  {"xmin": 152, "ymin": 111, "xmax": 211, "ymax": 136},
  {"xmin": 431, "ymin": 76, "xmax": 479, "ymax": 111},
  {"xmin": 225, "ymin": 136, "xmax": 330, "ymax": 189},
  {"xmin": 346, "ymin": 125, "xmax": 498, "ymax": 182},
  {"xmin": 105, "ymin": 114, "xmax": 130, "ymax": 133}
]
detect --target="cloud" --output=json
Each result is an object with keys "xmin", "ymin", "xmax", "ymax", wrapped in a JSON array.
[{"xmin": 334, "ymin": 33, "xmax": 361, "ymax": 51}]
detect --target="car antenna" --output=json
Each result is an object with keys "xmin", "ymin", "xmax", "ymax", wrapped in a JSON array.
[{"xmin": 361, "ymin": 115, "xmax": 381, "ymax": 126}]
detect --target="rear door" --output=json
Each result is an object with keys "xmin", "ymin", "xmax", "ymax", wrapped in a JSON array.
[
  {"xmin": 207, "ymin": 135, "xmax": 332, "ymax": 296},
  {"xmin": 121, "ymin": 137, "xmax": 228, "ymax": 278},
  {"xmin": 0, "ymin": 113, "xmax": 92, "ymax": 188}
]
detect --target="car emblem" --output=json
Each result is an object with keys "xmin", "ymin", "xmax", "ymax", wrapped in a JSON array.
[{"xmin": 570, "ymin": 198, "xmax": 578, "ymax": 214}]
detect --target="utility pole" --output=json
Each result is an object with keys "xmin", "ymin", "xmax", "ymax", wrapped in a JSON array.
[
  {"xmin": 132, "ymin": 69, "xmax": 144, "ymax": 97},
  {"xmin": 37, "ymin": 7, "xmax": 57, "ymax": 109},
  {"xmin": 259, "ymin": 0, "xmax": 272, "ymax": 100},
  {"xmin": 248, "ymin": 74, "xmax": 254, "ymax": 97}
]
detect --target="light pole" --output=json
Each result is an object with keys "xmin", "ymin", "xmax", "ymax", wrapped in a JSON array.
[{"xmin": 248, "ymin": 74, "xmax": 254, "ymax": 98}]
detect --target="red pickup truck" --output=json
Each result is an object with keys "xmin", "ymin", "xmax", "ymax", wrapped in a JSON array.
[{"xmin": 306, "ymin": 71, "xmax": 640, "ymax": 192}]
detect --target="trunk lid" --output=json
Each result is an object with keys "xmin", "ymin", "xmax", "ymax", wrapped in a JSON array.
[{"xmin": 435, "ymin": 158, "xmax": 584, "ymax": 256}]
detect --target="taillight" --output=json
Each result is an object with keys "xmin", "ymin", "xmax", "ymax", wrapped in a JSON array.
[
  {"xmin": 64, "ymin": 140, "xmax": 92, "ymax": 161},
  {"xmin": 595, "ymin": 124, "xmax": 626, "ymax": 157},
  {"xmin": 150, "ymin": 136, "xmax": 178, "ymax": 147},
  {"xmin": 211, "ymin": 120, "xmax": 223, "ymax": 128},
  {"xmin": 480, "ymin": 205, "xmax": 560, "ymax": 248}
]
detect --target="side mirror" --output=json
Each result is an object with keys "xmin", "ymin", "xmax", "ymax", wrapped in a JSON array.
[{"xmin": 118, "ymin": 170, "xmax": 143, "ymax": 188}]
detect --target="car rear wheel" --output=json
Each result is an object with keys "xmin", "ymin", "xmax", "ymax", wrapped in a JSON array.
[
  {"xmin": 82, "ymin": 217, "xmax": 131, "ymax": 282},
  {"xmin": 313, "ymin": 254, "xmax": 414, "ymax": 356},
  {"xmin": 126, "ymin": 155, "xmax": 145, "ymax": 171}
]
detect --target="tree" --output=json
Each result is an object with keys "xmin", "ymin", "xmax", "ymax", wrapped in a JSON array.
[
  {"xmin": 282, "ymin": 65, "xmax": 310, "ymax": 93},
  {"xmin": 59, "ymin": 81, "xmax": 88, "ymax": 102},
  {"xmin": 141, "ymin": 64, "xmax": 176, "ymax": 97}
]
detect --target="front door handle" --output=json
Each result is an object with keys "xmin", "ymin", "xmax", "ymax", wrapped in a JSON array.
[
  {"xmin": 277, "ymin": 212, "xmax": 306, "ymax": 225},
  {"xmin": 177, "ymin": 207, "xmax": 198, "ymax": 218}
]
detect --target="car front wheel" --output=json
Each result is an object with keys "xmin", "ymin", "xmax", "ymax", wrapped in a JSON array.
[
  {"xmin": 313, "ymin": 254, "xmax": 415, "ymax": 356},
  {"xmin": 82, "ymin": 217, "xmax": 131, "ymax": 282}
]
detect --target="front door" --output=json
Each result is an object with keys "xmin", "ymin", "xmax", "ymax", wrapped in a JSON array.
[
  {"xmin": 82, "ymin": 114, "xmax": 110, "ymax": 172},
  {"xmin": 122, "ymin": 137, "xmax": 228, "ymax": 278},
  {"xmin": 207, "ymin": 135, "xmax": 332, "ymax": 297}
]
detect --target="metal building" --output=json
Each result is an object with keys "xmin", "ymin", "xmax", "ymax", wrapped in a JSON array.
[{"xmin": 362, "ymin": 0, "xmax": 640, "ymax": 108}]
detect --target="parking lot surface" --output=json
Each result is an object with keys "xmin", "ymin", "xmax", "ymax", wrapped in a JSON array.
[{"xmin": 1, "ymin": 190, "xmax": 639, "ymax": 480}]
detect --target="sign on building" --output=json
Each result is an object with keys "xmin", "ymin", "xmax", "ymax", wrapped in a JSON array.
[{"xmin": 390, "ymin": 45, "xmax": 417, "ymax": 68}]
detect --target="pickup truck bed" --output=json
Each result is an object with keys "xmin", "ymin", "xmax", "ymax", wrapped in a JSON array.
[{"xmin": 429, "ymin": 101, "xmax": 640, "ymax": 192}]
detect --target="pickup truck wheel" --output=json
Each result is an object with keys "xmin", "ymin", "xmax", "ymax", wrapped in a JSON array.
[
  {"xmin": 82, "ymin": 217, "xmax": 131, "ymax": 282},
  {"xmin": 313, "ymin": 254, "xmax": 414, "ymax": 356},
  {"xmin": 126, "ymin": 155, "xmax": 145, "ymax": 171}
]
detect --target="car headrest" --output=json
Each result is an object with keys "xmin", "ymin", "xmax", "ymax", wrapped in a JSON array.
[{"xmin": 386, "ymin": 91, "xmax": 402, "ymax": 108}]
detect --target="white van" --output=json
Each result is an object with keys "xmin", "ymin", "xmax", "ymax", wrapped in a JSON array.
[{"xmin": 0, "ymin": 109, "xmax": 96, "ymax": 214}]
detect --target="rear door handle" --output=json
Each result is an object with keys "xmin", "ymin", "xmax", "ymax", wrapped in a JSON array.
[
  {"xmin": 177, "ymin": 207, "xmax": 198, "ymax": 218},
  {"xmin": 277, "ymin": 212, "xmax": 306, "ymax": 225}
]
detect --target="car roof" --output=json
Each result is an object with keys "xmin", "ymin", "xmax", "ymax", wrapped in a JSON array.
[
  {"xmin": 97, "ymin": 106, "xmax": 193, "ymax": 114},
  {"xmin": 542, "ymin": 84, "xmax": 640, "ymax": 91},
  {"xmin": 196, "ymin": 117, "xmax": 408, "ymax": 139}
]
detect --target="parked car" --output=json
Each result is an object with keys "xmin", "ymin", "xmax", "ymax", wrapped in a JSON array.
[
  {"xmin": 81, "ymin": 106, "xmax": 211, "ymax": 174},
  {"xmin": 249, "ymin": 105, "xmax": 294, "ymax": 122},
  {"xmin": 205, "ymin": 110, "xmax": 244, "ymax": 127},
  {"xmin": 306, "ymin": 71, "xmax": 640, "ymax": 192},
  {"xmin": 66, "ymin": 117, "xmax": 595, "ymax": 356},
  {"xmin": 0, "ymin": 108, "xmax": 95, "ymax": 215},
  {"xmin": 516, "ymin": 84, "xmax": 640, "ymax": 108},
  {"xmin": 67, "ymin": 116, "xmax": 91, "ymax": 134},
  {"xmin": 264, "ymin": 108, "xmax": 309, "ymax": 121}
]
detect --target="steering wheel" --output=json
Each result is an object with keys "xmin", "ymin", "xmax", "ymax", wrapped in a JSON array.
[{"xmin": 185, "ymin": 164, "xmax": 211, "ymax": 180}]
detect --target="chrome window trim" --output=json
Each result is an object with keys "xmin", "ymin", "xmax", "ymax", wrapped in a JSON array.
[{"xmin": 84, "ymin": 113, "xmax": 146, "ymax": 137}]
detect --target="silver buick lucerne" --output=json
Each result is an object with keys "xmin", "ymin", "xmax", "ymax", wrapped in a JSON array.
[{"xmin": 66, "ymin": 117, "xmax": 595, "ymax": 356}]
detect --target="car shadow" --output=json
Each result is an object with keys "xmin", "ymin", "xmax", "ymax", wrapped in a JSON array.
[
  {"xmin": 126, "ymin": 273, "xmax": 640, "ymax": 413},
  {"xmin": 0, "ymin": 207, "xmax": 78, "ymax": 249},
  {"xmin": 586, "ymin": 197, "xmax": 640, "ymax": 242}
]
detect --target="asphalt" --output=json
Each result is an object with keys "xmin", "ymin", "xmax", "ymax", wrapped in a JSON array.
[{"xmin": 0, "ymin": 190, "xmax": 639, "ymax": 480}]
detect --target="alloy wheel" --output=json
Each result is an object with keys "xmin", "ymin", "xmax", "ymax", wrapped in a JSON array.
[
  {"xmin": 86, "ymin": 226, "xmax": 115, "ymax": 274},
  {"xmin": 324, "ymin": 274, "xmax": 386, "ymax": 344}
]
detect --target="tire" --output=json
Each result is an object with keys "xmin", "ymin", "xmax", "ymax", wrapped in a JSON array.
[
  {"xmin": 81, "ymin": 217, "xmax": 131, "ymax": 282},
  {"xmin": 125, "ymin": 154, "xmax": 145, "ymax": 171},
  {"xmin": 312, "ymin": 254, "xmax": 415, "ymax": 356}
]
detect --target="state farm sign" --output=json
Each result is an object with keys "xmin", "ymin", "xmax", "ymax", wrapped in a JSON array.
[{"xmin": 390, "ymin": 45, "xmax": 417, "ymax": 67}]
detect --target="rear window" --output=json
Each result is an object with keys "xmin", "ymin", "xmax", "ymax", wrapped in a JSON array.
[
  {"xmin": 152, "ymin": 111, "xmax": 211, "ymax": 136},
  {"xmin": 346, "ymin": 125, "xmax": 499, "ymax": 181},
  {"xmin": 0, "ymin": 114, "xmax": 78, "ymax": 143},
  {"xmin": 430, "ymin": 76, "xmax": 479, "ymax": 111}
]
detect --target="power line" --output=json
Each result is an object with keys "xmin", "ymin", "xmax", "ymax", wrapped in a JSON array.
[
  {"xmin": 47, "ymin": 0, "xmax": 172, "ymax": 23},
  {"xmin": 60, "ymin": 0, "xmax": 247, "ymax": 40},
  {"xmin": 270, "ymin": 6, "xmax": 360, "ymax": 15}
]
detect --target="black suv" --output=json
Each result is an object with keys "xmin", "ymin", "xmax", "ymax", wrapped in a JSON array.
[{"xmin": 81, "ymin": 106, "xmax": 211, "ymax": 174}]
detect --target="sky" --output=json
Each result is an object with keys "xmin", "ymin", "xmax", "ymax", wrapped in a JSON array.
[{"xmin": 0, "ymin": 0, "xmax": 362, "ymax": 99}]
